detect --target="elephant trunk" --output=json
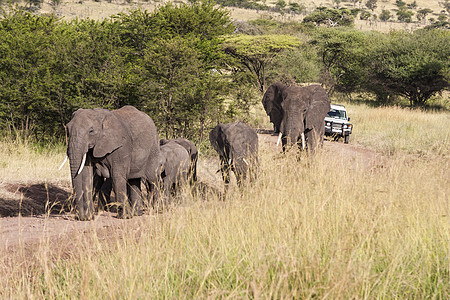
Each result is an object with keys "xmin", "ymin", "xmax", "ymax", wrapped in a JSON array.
[
  {"xmin": 68, "ymin": 139, "xmax": 88, "ymax": 180},
  {"xmin": 68, "ymin": 139, "xmax": 94, "ymax": 221},
  {"xmin": 281, "ymin": 114, "xmax": 303, "ymax": 148}
]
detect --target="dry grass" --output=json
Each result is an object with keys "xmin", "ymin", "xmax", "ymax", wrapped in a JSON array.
[
  {"xmin": 0, "ymin": 103, "xmax": 449, "ymax": 298},
  {"xmin": 345, "ymin": 103, "xmax": 450, "ymax": 157},
  {"xmin": 33, "ymin": 0, "xmax": 444, "ymax": 32}
]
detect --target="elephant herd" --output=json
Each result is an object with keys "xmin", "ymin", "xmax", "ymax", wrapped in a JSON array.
[{"xmin": 61, "ymin": 82, "xmax": 330, "ymax": 221}]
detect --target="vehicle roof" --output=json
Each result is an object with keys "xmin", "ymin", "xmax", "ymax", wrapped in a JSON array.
[{"xmin": 330, "ymin": 104, "xmax": 347, "ymax": 110}]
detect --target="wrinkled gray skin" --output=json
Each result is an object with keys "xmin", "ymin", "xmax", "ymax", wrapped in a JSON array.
[
  {"xmin": 160, "ymin": 138, "xmax": 198, "ymax": 183},
  {"xmin": 155, "ymin": 141, "xmax": 190, "ymax": 208},
  {"xmin": 262, "ymin": 82, "xmax": 331, "ymax": 152},
  {"xmin": 66, "ymin": 106, "xmax": 162, "ymax": 220},
  {"xmin": 209, "ymin": 122, "xmax": 258, "ymax": 188}
]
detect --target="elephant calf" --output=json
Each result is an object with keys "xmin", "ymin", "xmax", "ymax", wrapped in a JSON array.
[
  {"xmin": 153, "ymin": 140, "xmax": 190, "ymax": 209},
  {"xmin": 160, "ymin": 138, "xmax": 198, "ymax": 183},
  {"xmin": 209, "ymin": 122, "xmax": 258, "ymax": 189}
]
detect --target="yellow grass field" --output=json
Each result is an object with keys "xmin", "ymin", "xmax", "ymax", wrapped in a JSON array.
[
  {"xmin": 31, "ymin": 0, "xmax": 445, "ymax": 32},
  {"xmin": 0, "ymin": 102, "xmax": 448, "ymax": 298}
]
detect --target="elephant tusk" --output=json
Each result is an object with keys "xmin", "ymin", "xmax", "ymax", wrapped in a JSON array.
[
  {"xmin": 77, "ymin": 153, "xmax": 87, "ymax": 175},
  {"xmin": 243, "ymin": 158, "xmax": 248, "ymax": 165},
  {"xmin": 276, "ymin": 132, "xmax": 282, "ymax": 147},
  {"xmin": 58, "ymin": 156, "xmax": 68, "ymax": 170},
  {"xmin": 301, "ymin": 132, "xmax": 306, "ymax": 150},
  {"xmin": 228, "ymin": 158, "xmax": 232, "ymax": 165}
]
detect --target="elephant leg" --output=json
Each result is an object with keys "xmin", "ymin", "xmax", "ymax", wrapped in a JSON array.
[
  {"xmin": 220, "ymin": 159, "xmax": 231, "ymax": 193},
  {"xmin": 99, "ymin": 178, "xmax": 112, "ymax": 210},
  {"xmin": 93, "ymin": 176, "xmax": 112, "ymax": 212},
  {"xmin": 128, "ymin": 178, "xmax": 143, "ymax": 216},
  {"xmin": 113, "ymin": 175, "xmax": 130, "ymax": 219},
  {"xmin": 305, "ymin": 129, "xmax": 319, "ymax": 153},
  {"xmin": 74, "ymin": 163, "xmax": 95, "ymax": 221},
  {"xmin": 281, "ymin": 135, "xmax": 288, "ymax": 152},
  {"xmin": 191, "ymin": 155, "xmax": 198, "ymax": 184},
  {"xmin": 163, "ymin": 179, "xmax": 172, "ymax": 208}
]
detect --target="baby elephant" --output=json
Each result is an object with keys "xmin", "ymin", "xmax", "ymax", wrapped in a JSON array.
[
  {"xmin": 209, "ymin": 122, "xmax": 258, "ymax": 188},
  {"xmin": 160, "ymin": 138, "xmax": 198, "ymax": 183},
  {"xmin": 155, "ymin": 140, "xmax": 190, "ymax": 209}
]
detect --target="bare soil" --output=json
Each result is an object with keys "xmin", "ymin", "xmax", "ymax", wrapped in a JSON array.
[{"xmin": 0, "ymin": 132, "xmax": 384, "ymax": 250}]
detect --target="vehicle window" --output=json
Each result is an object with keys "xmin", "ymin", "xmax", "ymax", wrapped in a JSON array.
[{"xmin": 327, "ymin": 109, "xmax": 346, "ymax": 120}]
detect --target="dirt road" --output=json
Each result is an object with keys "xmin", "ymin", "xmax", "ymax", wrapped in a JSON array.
[{"xmin": 0, "ymin": 132, "xmax": 383, "ymax": 249}]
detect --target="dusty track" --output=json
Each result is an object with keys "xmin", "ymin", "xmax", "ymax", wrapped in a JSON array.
[{"xmin": 0, "ymin": 132, "xmax": 384, "ymax": 249}]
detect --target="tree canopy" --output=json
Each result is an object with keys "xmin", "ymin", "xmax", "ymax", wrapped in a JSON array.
[{"xmin": 222, "ymin": 34, "xmax": 301, "ymax": 93}]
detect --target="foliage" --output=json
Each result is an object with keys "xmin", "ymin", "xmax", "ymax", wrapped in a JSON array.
[
  {"xmin": 365, "ymin": 0, "xmax": 377, "ymax": 11},
  {"xmin": 360, "ymin": 10, "xmax": 371, "ymax": 20},
  {"xmin": 366, "ymin": 30, "xmax": 450, "ymax": 106},
  {"xmin": 416, "ymin": 8, "xmax": 432, "ymax": 22},
  {"xmin": 310, "ymin": 27, "xmax": 372, "ymax": 95},
  {"xmin": 396, "ymin": 7, "xmax": 414, "ymax": 23},
  {"xmin": 0, "ymin": 2, "xmax": 234, "ymax": 142},
  {"xmin": 222, "ymin": 34, "xmax": 301, "ymax": 94},
  {"xmin": 379, "ymin": 9, "xmax": 391, "ymax": 21},
  {"xmin": 215, "ymin": 0, "xmax": 268, "ymax": 11},
  {"xmin": 302, "ymin": 7, "xmax": 355, "ymax": 27}
]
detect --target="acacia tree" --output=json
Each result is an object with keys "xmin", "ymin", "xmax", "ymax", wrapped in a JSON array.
[
  {"xmin": 115, "ymin": 1, "xmax": 234, "ymax": 139},
  {"xmin": 310, "ymin": 27, "xmax": 371, "ymax": 96},
  {"xmin": 367, "ymin": 30, "xmax": 450, "ymax": 106},
  {"xmin": 222, "ymin": 34, "xmax": 301, "ymax": 94}
]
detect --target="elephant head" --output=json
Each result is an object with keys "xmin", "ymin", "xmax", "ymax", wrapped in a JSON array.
[
  {"xmin": 262, "ymin": 82, "xmax": 331, "ymax": 152},
  {"xmin": 209, "ymin": 122, "xmax": 258, "ymax": 188}
]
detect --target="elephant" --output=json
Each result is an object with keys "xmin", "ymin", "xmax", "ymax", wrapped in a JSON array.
[
  {"xmin": 155, "ymin": 140, "xmax": 190, "ymax": 208},
  {"xmin": 262, "ymin": 82, "xmax": 331, "ymax": 152},
  {"xmin": 64, "ymin": 106, "xmax": 162, "ymax": 220},
  {"xmin": 160, "ymin": 138, "xmax": 198, "ymax": 183},
  {"xmin": 209, "ymin": 122, "xmax": 258, "ymax": 188}
]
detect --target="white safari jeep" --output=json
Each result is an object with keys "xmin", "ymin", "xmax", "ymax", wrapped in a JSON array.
[{"xmin": 324, "ymin": 104, "xmax": 353, "ymax": 144}]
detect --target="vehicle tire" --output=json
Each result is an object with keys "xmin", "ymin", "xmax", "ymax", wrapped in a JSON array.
[{"xmin": 344, "ymin": 134, "xmax": 349, "ymax": 144}]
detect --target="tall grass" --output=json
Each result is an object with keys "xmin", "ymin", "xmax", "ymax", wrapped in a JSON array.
[
  {"xmin": 1, "ymin": 146, "xmax": 448, "ymax": 298},
  {"xmin": 0, "ymin": 137, "xmax": 69, "ymax": 184},
  {"xmin": 345, "ymin": 103, "xmax": 449, "ymax": 157},
  {"xmin": 0, "ymin": 104, "xmax": 449, "ymax": 298}
]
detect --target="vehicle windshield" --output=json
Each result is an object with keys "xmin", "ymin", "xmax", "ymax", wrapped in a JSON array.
[{"xmin": 327, "ymin": 109, "xmax": 347, "ymax": 120}]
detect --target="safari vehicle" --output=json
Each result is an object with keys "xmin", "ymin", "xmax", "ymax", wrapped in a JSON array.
[{"xmin": 324, "ymin": 104, "xmax": 353, "ymax": 144}]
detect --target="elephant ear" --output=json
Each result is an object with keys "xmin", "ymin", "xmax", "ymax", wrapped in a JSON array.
[
  {"xmin": 305, "ymin": 85, "xmax": 331, "ymax": 130},
  {"xmin": 93, "ymin": 113, "xmax": 126, "ymax": 158},
  {"xmin": 209, "ymin": 124, "xmax": 226, "ymax": 157},
  {"xmin": 262, "ymin": 82, "xmax": 285, "ymax": 131}
]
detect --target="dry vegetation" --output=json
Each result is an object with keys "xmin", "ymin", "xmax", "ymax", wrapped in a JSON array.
[
  {"xmin": 32, "ymin": 0, "xmax": 445, "ymax": 32},
  {"xmin": 0, "ymin": 102, "xmax": 448, "ymax": 298}
]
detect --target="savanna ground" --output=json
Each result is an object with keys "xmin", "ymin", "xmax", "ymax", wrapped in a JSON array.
[
  {"xmin": 0, "ymin": 101, "xmax": 449, "ymax": 298},
  {"xmin": 25, "ymin": 0, "xmax": 446, "ymax": 32}
]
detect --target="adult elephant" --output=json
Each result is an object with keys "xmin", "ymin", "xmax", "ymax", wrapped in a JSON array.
[
  {"xmin": 209, "ymin": 122, "xmax": 258, "ymax": 188},
  {"xmin": 160, "ymin": 138, "xmax": 198, "ymax": 183},
  {"xmin": 262, "ymin": 82, "xmax": 331, "ymax": 152},
  {"xmin": 64, "ymin": 106, "xmax": 162, "ymax": 220}
]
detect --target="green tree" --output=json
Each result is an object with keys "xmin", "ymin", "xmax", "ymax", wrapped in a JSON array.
[
  {"xmin": 288, "ymin": 3, "xmax": 305, "ymax": 15},
  {"xmin": 310, "ymin": 27, "xmax": 371, "ymax": 96},
  {"xmin": 397, "ymin": 7, "xmax": 414, "ymax": 23},
  {"xmin": 365, "ymin": 0, "xmax": 377, "ymax": 11},
  {"xmin": 417, "ymin": 8, "xmax": 432, "ymax": 22},
  {"xmin": 302, "ymin": 7, "xmax": 355, "ymax": 27},
  {"xmin": 222, "ymin": 34, "xmax": 301, "ymax": 94},
  {"xmin": 380, "ymin": 9, "xmax": 392, "ymax": 21},
  {"xmin": 366, "ymin": 30, "xmax": 450, "ymax": 106}
]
